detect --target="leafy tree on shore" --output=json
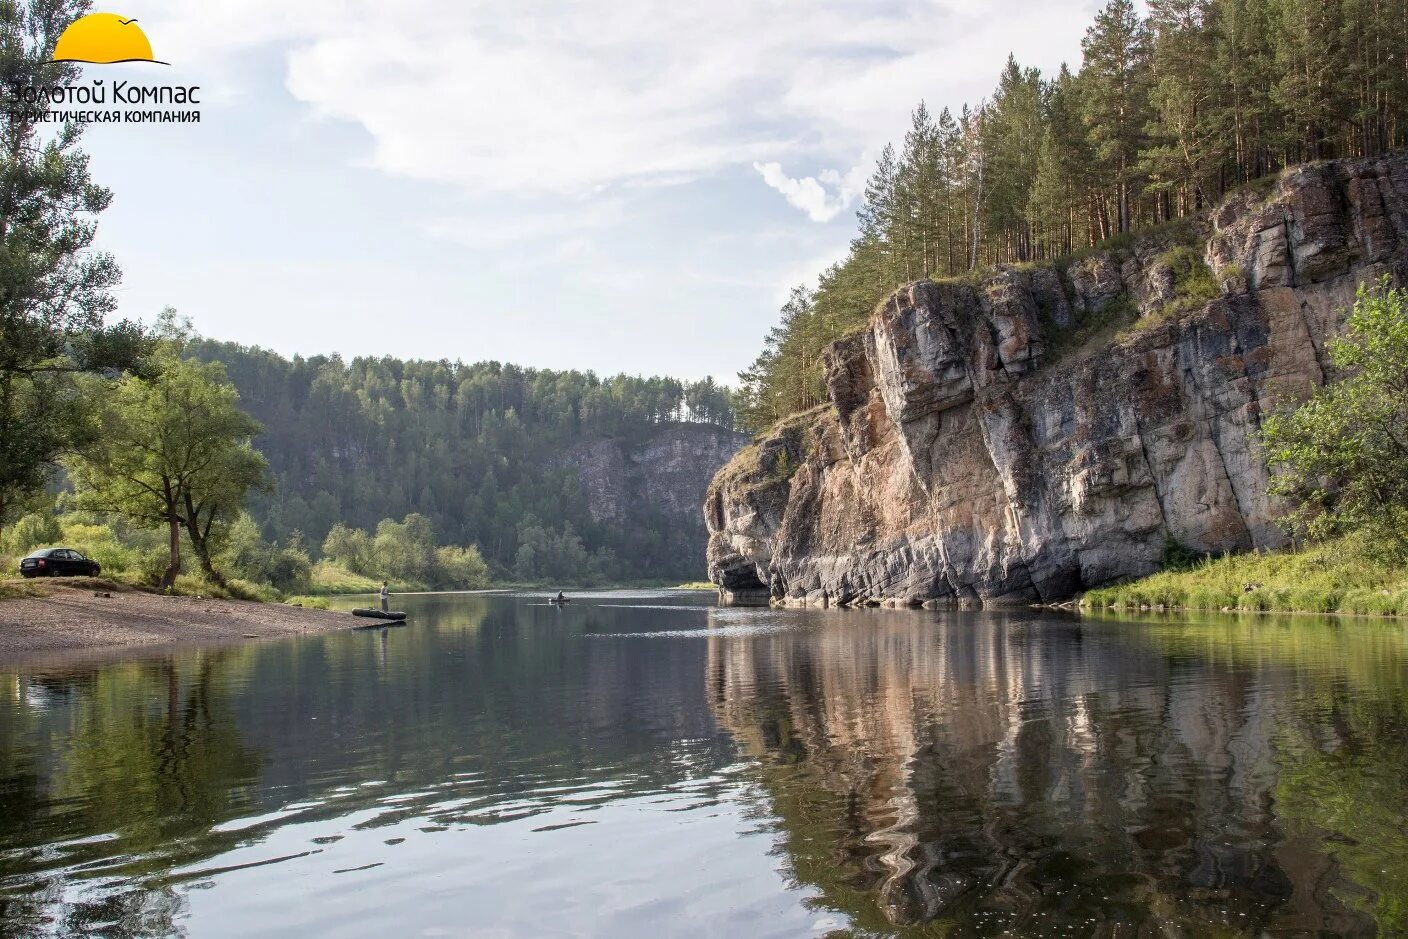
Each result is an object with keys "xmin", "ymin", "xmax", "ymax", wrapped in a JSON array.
[
  {"xmin": 322, "ymin": 513, "xmax": 490, "ymax": 590},
  {"xmin": 0, "ymin": 0, "xmax": 149, "ymax": 532},
  {"xmin": 1260, "ymin": 279, "xmax": 1408, "ymax": 557},
  {"xmin": 66, "ymin": 354, "xmax": 267, "ymax": 588}
]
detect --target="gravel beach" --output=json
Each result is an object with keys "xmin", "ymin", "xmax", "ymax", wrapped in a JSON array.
[{"xmin": 0, "ymin": 579, "xmax": 355, "ymax": 663}]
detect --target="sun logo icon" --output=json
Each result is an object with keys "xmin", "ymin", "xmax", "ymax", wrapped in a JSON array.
[{"xmin": 52, "ymin": 12, "xmax": 167, "ymax": 65}]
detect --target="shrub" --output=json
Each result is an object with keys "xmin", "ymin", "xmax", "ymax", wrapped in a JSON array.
[
  {"xmin": 433, "ymin": 545, "xmax": 491, "ymax": 590},
  {"xmin": 2, "ymin": 513, "xmax": 62, "ymax": 555},
  {"xmin": 1260, "ymin": 279, "xmax": 1408, "ymax": 558},
  {"xmin": 1157, "ymin": 245, "xmax": 1220, "ymax": 313}
]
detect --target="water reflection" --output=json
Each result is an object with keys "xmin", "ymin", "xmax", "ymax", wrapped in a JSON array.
[
  {"xmin": 0, "ymin": 592, "xmax": 776, "ymax": 937},
  {"xmin": 1, "ymin": 595, "xmax": 1406, "ymax": 936},
  {"xmin": 708, "ymin": 609, "xmax": 1408, "ymax": 936}
]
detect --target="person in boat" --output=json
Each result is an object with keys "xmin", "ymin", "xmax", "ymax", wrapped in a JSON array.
[
  {"xmin": 380, "ymin": 581, "xmax": 390, "ymax": 613},
  {"xmin": 555, "ymin": 591, "xmax": 566, "ymax": 603}
]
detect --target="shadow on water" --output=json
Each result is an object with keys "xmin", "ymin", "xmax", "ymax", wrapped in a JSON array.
[{"xmin": 0, "ymin": 594, "xmax": 1405, "ymax": 936}]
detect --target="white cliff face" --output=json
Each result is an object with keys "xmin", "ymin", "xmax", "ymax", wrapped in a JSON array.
[{"xmin": 706, "ymin": 153, "xmax": 1408, "ymax": 607}]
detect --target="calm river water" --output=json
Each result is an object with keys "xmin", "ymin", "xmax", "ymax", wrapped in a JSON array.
[{"xmin": 1, "ymin": 590, "xmax": 1406, "ymax": 937}]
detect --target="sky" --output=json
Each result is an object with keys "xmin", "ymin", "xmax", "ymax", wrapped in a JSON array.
[{"xmin": 82, "ymin": 0, "xmax": 1103, "ymax": 381}]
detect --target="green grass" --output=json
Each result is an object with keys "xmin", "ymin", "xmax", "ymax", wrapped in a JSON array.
[
  {"xmin": 307, "ymin": 560, "xmax": 384, "ymax": 594},
  {"xmin": 1053, "ymin": 216, "xmax": 1198, "ymax": 270},
  {"xmin": 0, "ymin": 570, "xmax": 315, "ymax": 604},
  {"xmin": 0, "ymin": 578, "xmax": 47, "ymax": 600},
  {"xmin": 1083, "ymin": 535, "xmax": 1408, "ymax": 616},
  {"xmin": 1158, "ymin": 244, "xmax": 1220, "ymax": 313},
  {"xmin": 284, "ymin": 594, "xmax": 331, "ymax": 609},
  {"xmin": 674, "ymin": 581, "xmax": 716, "ymax": 590},
  {"xmin": 1043, "ymin": 293, "xmax": 1140, "ymax": 364},
  {"xmin": 1217, "ymin": 262, "xmax": 1245, "ymax": 285}
]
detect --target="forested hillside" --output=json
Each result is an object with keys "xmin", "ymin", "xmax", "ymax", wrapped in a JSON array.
[
  {"xmin": 739, "ymin": 0, "xmax": 1408, "ymax": 429},
  {"xmin": 186, "ymin": 339, "xmax": 741, "ymax": 583}
]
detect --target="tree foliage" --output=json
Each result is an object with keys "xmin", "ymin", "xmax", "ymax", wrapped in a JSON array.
[
  {"xmin": 65, "ymin": 353, "xmax": 268, "ymax": 587},
  {"xmin": 739, "ymin": 0, "xmax": 1408, "ymax": 430},
  {"xmin": 185, "ymin": 339, "xmax": 740, "ymax": 584},
  {"xmin": 322, "ymin": 513, "xmax": 490, "ymax": 590},
  {"xmin": 0, "ymin": 0, "xmax": 149, "ymax": 527},
  {"xmin": 1260, "ymin": 278, "xmax": 1408, "ymax": 557}
]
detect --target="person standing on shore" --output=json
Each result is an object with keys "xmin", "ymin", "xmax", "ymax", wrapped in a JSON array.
[{"xmin": 380, "ymin": 581, "xmax": 390, "ymax": 613}]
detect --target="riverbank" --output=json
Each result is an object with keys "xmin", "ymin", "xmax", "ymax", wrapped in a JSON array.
[
  {"xmin": 1082, "ymin": 537, "xmax": 1408, "ymax": 616},
  {"xmin": 0, "ymin": 577, "xmax": 355, "ymax": 663}
]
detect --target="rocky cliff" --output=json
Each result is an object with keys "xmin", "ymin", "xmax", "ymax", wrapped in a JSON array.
[
  {"xmin": 561, "ymin": 422, "xmax": 748, "ymax": 571},
  {"xmin": 706, "ymin": 152, "xmax": 1408, "ymax": 606}
]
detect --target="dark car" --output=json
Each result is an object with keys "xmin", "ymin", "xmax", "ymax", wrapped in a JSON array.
[{"xmin": 18, "ymin": 548, "xmax": 102, "ymax": 578}]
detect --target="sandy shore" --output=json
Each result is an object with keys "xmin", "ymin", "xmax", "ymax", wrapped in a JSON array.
[{"xmin": 0, "ymin": 578, "xmax": 357, "ymax": 664}]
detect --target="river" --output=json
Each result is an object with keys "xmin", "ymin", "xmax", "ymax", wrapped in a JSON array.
[{"xmin": 0, "ymin": 590, "xmax": 1405, "ymax": 936}]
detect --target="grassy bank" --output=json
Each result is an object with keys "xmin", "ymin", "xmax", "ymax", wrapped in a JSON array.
[
  {"xmin": 1083, "ymin": 536, "xmax": 1408, "ymax": 616},
  {"xmin": 0, "ymin": 571, "xmax": 284, "ymax": 604},
  {"xmin": 307, "ymin": 560, "xmax": 385, "ymax": 595}
]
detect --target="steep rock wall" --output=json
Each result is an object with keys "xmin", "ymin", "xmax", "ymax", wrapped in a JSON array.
[
  {"xmin": 561, "ymin": 423, "xmax": 748, "ymax": 571},
  {"xmin": 706, "ymin": 153, "xmax": 1408, "ymax": 606}
]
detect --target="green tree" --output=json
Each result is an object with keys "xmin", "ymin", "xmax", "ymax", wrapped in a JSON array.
[
  {"xmin": 982, "ymin": 57, "xmax": 1045, "ymax": 261},
  {"xmin": 1260, "ymin": 279, "xmax": 1408, "ymax": 556},
  {"xmin": 66, "ymin": 354, "xmax": 267, "ymax": 587},
  {"xmin": 372, "ymin": 513, "xmax": 438, "ymax": 585},
  {"xmin": 0, "ymin": 0, "xmax": 148, "ymax": 531},
  {"xmin": 433, "ymin": 544, "xmax": 491, "ymax": 590},
  {"xmin": 1143, "ymin": 0, "xmax": 1219, "ymax": 214},
  {"xmin": 323, "ymin": 521, "xmax": 374, "ymax": 573},
  {"xmin": 1268, "ymin": 0, "xmax": 1343, "ymax": 160},
  {"xmin": 1080, "ymin": 0, "xmax": 1152, "ymax": 235}
]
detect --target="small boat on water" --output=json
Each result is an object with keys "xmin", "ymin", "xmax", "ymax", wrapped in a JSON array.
[{"xmin": 352, "ymin": 609, "xmax": 407, "ymax": 621}]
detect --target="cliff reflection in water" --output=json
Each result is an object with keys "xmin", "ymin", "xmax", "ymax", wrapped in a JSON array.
[{"xmin": 707, "ymin": 610, "xmax": 1408, "ymax": 936}]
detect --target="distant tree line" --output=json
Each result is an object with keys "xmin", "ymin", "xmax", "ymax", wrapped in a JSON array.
[
  {"xmin": 184, "ymin": 339, "xmax": 741, "ymax": 585},
  {"xmin": 740, "ymin": 0, "xmax": 1408, "ymax": 429}
]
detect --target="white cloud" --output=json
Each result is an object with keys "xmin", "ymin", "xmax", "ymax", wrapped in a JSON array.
[
  {"xmin": 753, "ymin": 160, "xmax": 869, "ymax": 223},
  {"xmin": 139, "ymin": 0, "xmax": 1095, "ymax": 205},
  {"xmin": 423, "ymin": 198, "xmax": 625, "ymax": 251}
]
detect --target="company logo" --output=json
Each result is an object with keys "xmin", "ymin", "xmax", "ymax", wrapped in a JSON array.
[
  {"xmin": 4, "ymin": 12, "xmax": 199, "ymax": 125},
  {"xmin": 53, "ymin": 13, "xmax": 167, "ymax": 66}
]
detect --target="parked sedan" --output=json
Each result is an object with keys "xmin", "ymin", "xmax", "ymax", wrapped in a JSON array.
[{"xmin": 18, "ymin": 548, "xmax": 102, "ymax": 578}]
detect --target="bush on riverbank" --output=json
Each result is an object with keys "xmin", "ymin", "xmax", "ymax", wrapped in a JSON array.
[
  {"xmin": 1083, "ymin": 535, "xmax": 1408, "ymax": 616},
  {"xmin": 320, "ymin": 516, "xmax": 492, "ymax": 592}
]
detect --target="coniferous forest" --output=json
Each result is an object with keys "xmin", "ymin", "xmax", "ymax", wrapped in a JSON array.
[
  {"xmin": 185, "ymin": 338, "xmax": 740, "ymax": 585},
  {"xmin": 738, "ymin": 0, "xmax": 1408, "ymax": 430}
]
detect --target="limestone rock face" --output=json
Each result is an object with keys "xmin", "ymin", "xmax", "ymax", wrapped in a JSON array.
[
  {"xmin": 706, "ymin": 153, "xmax": 1408, "ymax": 607},
  {"xmin": 560, "ymin": 422, "xmax": 748, "ymax": 567}
]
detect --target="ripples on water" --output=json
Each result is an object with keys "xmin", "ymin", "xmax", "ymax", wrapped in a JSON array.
[{"xmin": 1, "ymin": 591, "xmax": 1406, "ymax": 936}]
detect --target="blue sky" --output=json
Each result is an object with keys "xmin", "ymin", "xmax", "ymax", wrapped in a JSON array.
[{"xmin": 84, "ymin": 0, "xmax": 1101, "ymax": 381}]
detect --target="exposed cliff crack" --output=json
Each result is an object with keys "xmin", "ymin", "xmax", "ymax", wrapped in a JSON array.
[
  {"xmin": 1280, "ymin": 215, "xmax": 1298, "ymax": 288},
  {"xmin": 1293, "ymin": 294, "xmax": 1333, "ymax": 381},
  {"xmin": 1183, "ymin": 360, "xmax": 1255, "ymax": 550},
  {"xmin": 969, "ymin": 396, "xmax": 1048, "ymax": 603},
  {"xmin": 1132, "ymin": 423, "xmax": 1172, "ymax": 538}
]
